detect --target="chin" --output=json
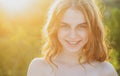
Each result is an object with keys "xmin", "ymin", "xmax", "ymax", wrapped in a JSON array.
[{"xmin": 63, "ymin": 47, "xmax": 82, "ymax": 53}]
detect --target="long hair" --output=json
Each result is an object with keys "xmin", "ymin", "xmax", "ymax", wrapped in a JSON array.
[{"xmin": 42, "ymin": 0, "xmax": 108, "ymax": 69}]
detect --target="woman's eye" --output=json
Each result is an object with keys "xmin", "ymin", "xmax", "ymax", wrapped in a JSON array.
[
  {"xmin": 78, "ymin": 24, "xmax": 88, "ymax": 29},
  {"xmin": 78, "ymin": 26, "xmax": 86, "ymax": 29},
  {"xmin": 60, "ymin": 24, "xmax": 69, "ymax": 29}
]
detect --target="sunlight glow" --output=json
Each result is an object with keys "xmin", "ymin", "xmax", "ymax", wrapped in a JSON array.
[{"xmin": 1, "ymin": 0, "xmax": 33, "ymax": 13}]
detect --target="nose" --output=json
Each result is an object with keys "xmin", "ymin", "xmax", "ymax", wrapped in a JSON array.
[{"xmin": 68, "ymin": 29, "xmax": 77, "ymax": 40}]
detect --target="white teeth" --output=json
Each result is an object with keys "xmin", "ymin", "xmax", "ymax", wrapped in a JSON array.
[
  {"xmin": 69, "ymin": 42, "xmax": 78, "ymax": 44},
  {"xmin": 66, "ymin": 41, "xmax": 80, "ymax": 45}
]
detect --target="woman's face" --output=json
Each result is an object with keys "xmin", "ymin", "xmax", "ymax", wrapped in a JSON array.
[{"xmin": 57, "ymin": 7, "xmax": 88, "ymax": 53}]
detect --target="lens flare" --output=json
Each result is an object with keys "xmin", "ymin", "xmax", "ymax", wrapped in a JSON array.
[{"xmin": 1, "ymin": 0, "xmax": 32, "ymax": 14}]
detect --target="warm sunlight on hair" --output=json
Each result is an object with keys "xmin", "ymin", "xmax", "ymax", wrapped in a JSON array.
[{"xmin": 1, "ymin": 0, "xmax": 33, "ymax": 14}]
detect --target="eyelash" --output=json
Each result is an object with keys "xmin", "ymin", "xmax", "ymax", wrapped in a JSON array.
[
  {"xmin": 78, "ymin": 25, "xmax": 87, "ymax": 29},
  {"xmin": 60, "ymin": 24, "xmax": 69, "ymax": 28},
  {"xmin": 59, "ymin": 23, "xmax": 88, "ymax": 29}
]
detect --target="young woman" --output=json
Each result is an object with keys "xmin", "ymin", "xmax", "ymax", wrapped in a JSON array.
[{"xmin": 27, "ymin": 0, "xmax": 118, "ymax": 76}]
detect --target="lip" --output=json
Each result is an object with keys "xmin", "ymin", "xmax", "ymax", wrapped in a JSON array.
[{"xmin": 65, "ymin": 40, "xmax": 81, "ymax": 45}]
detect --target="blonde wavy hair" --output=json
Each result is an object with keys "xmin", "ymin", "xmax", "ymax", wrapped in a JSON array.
[{"xmin": 42, "ymin": 0, "xmax": 108, "ymax": 69}]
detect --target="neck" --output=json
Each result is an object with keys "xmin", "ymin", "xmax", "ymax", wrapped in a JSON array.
[{"xmin": 55, "ymin": 50, "xmax": 80, "ymax": 65}]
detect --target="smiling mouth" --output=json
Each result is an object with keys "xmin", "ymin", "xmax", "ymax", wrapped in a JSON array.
[{"xmin": 65, "ymin": 40, "xmax": 81, "ymax": 45}]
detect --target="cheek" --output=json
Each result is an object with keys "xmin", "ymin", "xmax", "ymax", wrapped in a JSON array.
[
  {"xmin": 58, "ymin": 29, "xmax": 69, "ymax": 38},
  {"xmin": 77, "ymin": 30, "xmax": 88, "ymax": 39}
]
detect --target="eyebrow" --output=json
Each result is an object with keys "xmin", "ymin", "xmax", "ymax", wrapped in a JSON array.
[
  {"xmin": 60, "ymin": 22, "xmax": 69, "ymax": 25},
  {"xmin": 60, "ymin": 22, "xmax": 87, "ymax": 26},
  {"xmin": 60, "ymin": 22, "xmax": 87, "ymax": 25},
  {"xmin": 78, "ymin": 22, "xmax": 88, "ymax": 26}
]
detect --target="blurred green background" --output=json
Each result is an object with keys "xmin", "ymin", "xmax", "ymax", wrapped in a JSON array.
[{"xmin": 0, "ymin": 0, "xmax": 120, "ymax": 76}]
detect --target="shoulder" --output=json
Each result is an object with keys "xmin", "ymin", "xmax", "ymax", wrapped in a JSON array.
[
  {"xmin": 27, "ymin": 57, "xmax": 52, "ymax": 76},
  {"xmin": 97, "ymin": 61, "xmax": 118, "ymax": 76}
]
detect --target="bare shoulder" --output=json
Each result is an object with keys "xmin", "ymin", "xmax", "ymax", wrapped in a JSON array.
[
  {"xmin": 97, "ymin": 61, "xmax": 118, "ymax": 76},
  {"xmin": 27, "ymin": 57, "xmax": 52, "ymax": 76}
]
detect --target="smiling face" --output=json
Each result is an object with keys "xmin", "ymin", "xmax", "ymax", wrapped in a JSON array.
[{"xmin": 57, "ymin": 7, "xmax": 88, "ymax": 53}]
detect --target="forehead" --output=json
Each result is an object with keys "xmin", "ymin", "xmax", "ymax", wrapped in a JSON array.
[{"xmin": 61, "ymin": 7, "xmax": 86, "ymax": 25}]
